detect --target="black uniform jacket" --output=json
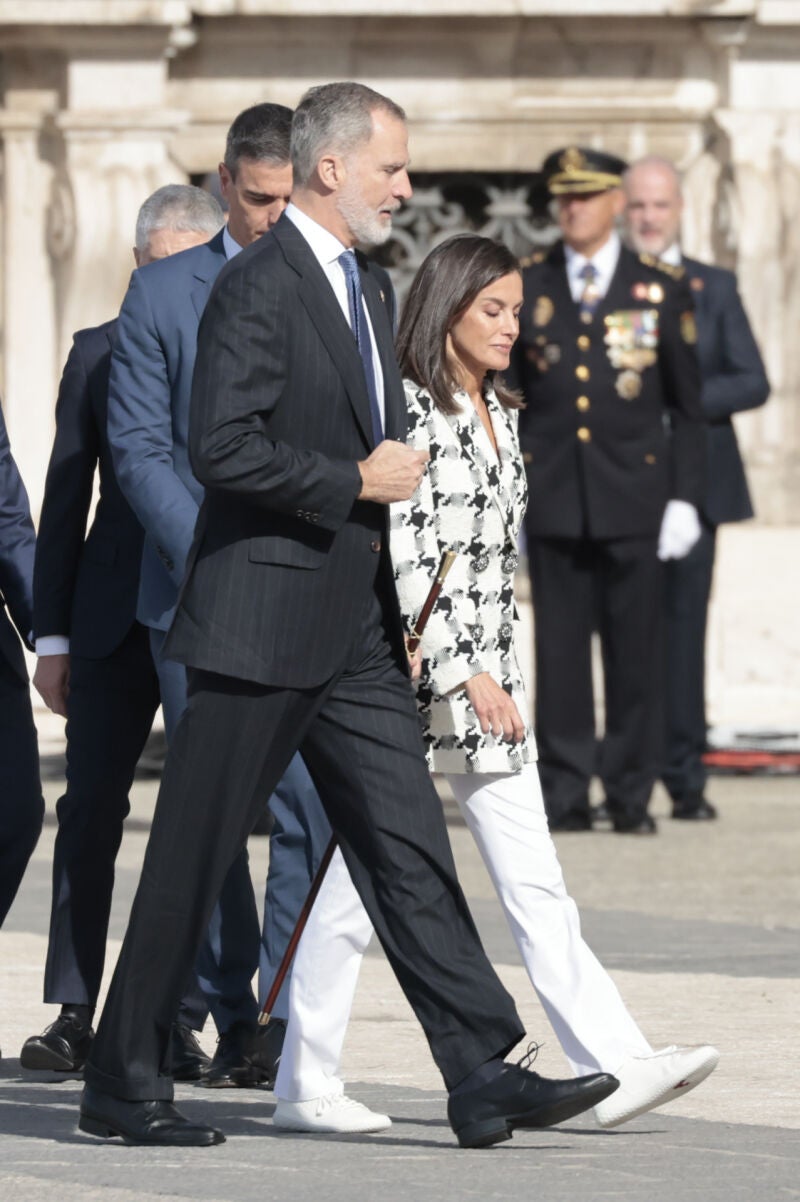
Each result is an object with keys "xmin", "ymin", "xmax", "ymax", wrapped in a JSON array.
[
  {"xmin": 0, "ymin": 401, "xmax": 36, "ymax": 681},
  {"xmin": 509, "ymin": 242, "xmax": 705, "ymax": 540},
  {"xmin": 682, "ymin": 256, "xmax": 769, "ymax": 525},
  {"xmin": 33, "ymin": 321, "xmax": 145, "ymax": 658}
]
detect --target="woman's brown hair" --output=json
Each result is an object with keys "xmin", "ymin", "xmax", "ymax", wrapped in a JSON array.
[{"xmin": 396, "ymin": 233, "xmax": 523, "ymax": 415}]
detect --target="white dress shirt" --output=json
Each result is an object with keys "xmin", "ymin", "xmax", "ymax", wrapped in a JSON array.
[
  {"xmin": 564, "ymin": 231, "xmax": 621, "ymax": 303},
  {"xmin": 659, "ymin": 241, "xmax": 682, "ymax": 267},
  {"xmin": 284, "ymin": 203, "xmax": 385, "ymax": 426}
]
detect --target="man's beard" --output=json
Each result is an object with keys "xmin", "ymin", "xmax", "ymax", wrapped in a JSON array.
[{"xmin": 336, "ymin": 184, "xmax": 395, "ymax": 247}]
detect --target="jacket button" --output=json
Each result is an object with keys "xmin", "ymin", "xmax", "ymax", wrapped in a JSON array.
[
  {"xmin": 577, "ymin": 334, "xmax": 591, "ymax": 351},
  {"xmin": 576, "ymin": 396, "xmax": 590, "ymax": 412},
  {"xmin": 575, "ymin": 364, "xmax": 590, "ymax": 381},
  {"xmin": 370, "ymin": 539, "xmax": 381, "ymax": 553},
  {"xmin": 522, "ymin": 451, "xmax": 533, "ymax": 464},
  {"xmin": 577, "ymin": 427, "xmax": 591, "ymax": 442},
  {"xmin": 644, "ymin": 453, "xmax": 656, "ymax": 464}
]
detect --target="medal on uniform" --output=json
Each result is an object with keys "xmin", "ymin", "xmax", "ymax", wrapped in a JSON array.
[
  {"xmin": 690, "ymin": 277, "xmax": 704, "ymax": 292},
  {"xmin": 616, "ymin": 369, "xmax": 642, "ymax": 400},
  {"xmin": 543, "ymin": 343, "xmax": 561, "ymax": 364},
  {"xmin": 680, "ymin": 311, "xmax": 698, "ymax": 344},
  {"xmin": 647, "ymin": 283, "xmax": 664, "ymax": 304},
  {"xmin": 533, "ymin": 296, "xmax": 554, "ymax": 326},
  {"xmin": 604, "ymin": 309, "xmax": 660, "ymax": 370}
]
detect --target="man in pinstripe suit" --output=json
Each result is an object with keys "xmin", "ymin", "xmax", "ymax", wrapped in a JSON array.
[{"xmin": 79, "ymin": 81, "xmax": 616, "ymax": 1149}]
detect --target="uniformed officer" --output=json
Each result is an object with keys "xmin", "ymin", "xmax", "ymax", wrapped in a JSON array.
[
  {"xmin": 623, "ymin": 155, "xmax": 769, "ymax": 821},
  {"xmin": 508, "ymin": 146, "xmax": 706, "ymax": 833}
]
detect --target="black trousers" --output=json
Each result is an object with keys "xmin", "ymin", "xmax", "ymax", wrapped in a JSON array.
[
  {"xmin": 528, "ymin": 534, "xmax": 663, "ymax": 826},
  {"xmin": 44, "ymin": 622, "xmax": 207, "ymax": 1026},
  {"xmin": 0, "ymin": 656, "xmax": 44, "ymax": 925},
  {"xmin": 662, "ymin": 520, "xmax": 717, "ymax": 801},
  {"xmin": 85, "ymin": 596, "xmax": 523, "ymax": 1100}
]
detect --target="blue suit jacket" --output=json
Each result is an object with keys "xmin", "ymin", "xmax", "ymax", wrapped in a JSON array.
[
  {"xmin": 33, "ymin": 321, "xmax": 145, "ymax": 658},
  {"xmin": 0, "ymin": 401, "xmax": 36, "ymax": 681},
  {"xmin": 683, "ymin": 257, "xmax": 770, "ymax": 525},
  {"xmin": 107, "ymin": 229, "xmax": 227, "ymax": 631}
]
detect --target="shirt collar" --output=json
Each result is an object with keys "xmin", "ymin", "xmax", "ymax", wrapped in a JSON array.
[
  {"xmin": 564, "ymin": 230, "xmax": 621, "ymax": 283},
  {"xmin": 285, "ymin": 202, "xmax": 349, "ymax": 268},
  {"xmin": 222, "ymin": 224, "xmax": 244, "ymax": 261},
  {"xmin": 660, "ymin": 242, "xmax": 682, "ymax": 267}
]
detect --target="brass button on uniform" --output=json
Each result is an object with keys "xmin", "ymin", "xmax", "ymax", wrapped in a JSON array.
[
  {"xmin": 575, "ymin": 364, "xmax": 590, "ymax": 381},
  {"xmin": 644, "ymin": 453, "xmax": 656, "ymax": 464},
  {"xmin": 577, "ymin": 335, "xmax": 591, "ymax": 351},
  {"xmin": 370, "ymin": 539, "xmax": 382, "ymax": 553},
  {"xmin": 522, "ymin": 451, "xmax": 533, "ymax": 464},
  {"xmin": 577, "ymin": 427, "xmax": 591, "ymax": 443},
  {"xmin": 576, "ymin": 396, "xmax": 590, "ymax": 412}
]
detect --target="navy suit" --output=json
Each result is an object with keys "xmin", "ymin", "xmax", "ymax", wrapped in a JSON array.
[
  {"xmin": 0, "ymin": 401, "xmax": 43, "ymax": 924},
  {"xmin": 32, "ymin": 322, "xmax": 205, "ymax": 1022},
  {"xmin": 662, "ymin": 257, "xmax": 769, "ymax": 802},
  {"xmin": 107, "ymin": 230, "xmax": 330, "ymax": 1024}
]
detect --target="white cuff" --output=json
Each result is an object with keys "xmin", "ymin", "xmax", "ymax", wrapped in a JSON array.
[{"xmin": 35, "ymin": 635, "xmax": 70, "ymax": 656}]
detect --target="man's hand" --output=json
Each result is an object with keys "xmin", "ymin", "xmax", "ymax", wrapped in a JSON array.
[
  {"xmin": 33, "ymin": 653, "xmax": 70, "ymax": 717},
  {"xmin": 658, "ymin": 499, "xmax": 702, "ymax": 561},
  {"xmin": 358, "ymin": 440, "xmax": 429, "ymax": 504},
  {"xmin": 461, "ymin": 672, "xmax": 526, "ymax": 743}
]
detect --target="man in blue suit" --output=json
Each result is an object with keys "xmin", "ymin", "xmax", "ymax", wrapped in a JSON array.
[
  {"xmin": 0, "ymin": 404, "xmax": 44, "ymax": 970},
  {"xmin": 21, "ymin": 186, "xmax": 224, "ymax": 1077},
  {"xmin": 107, "ymin": 103, "xmax": 332, "ymax": 1086},
  {"xmin": 624, "ymin": 156, "xmax": 770, "ymax": 820}
]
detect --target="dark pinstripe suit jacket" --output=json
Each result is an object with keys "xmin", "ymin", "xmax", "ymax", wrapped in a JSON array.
[{"xmin": 165, "ymin": 213, "xmax": 407, "ymax": 688}]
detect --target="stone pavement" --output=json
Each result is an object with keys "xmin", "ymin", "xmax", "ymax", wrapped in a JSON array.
[{"xmin": 1, "ymin": 766, "xmax": 799, "ymax": 1201}]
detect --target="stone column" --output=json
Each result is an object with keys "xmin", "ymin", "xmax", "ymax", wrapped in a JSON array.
[{"xmin": 0, "ymin": 108, "xmax": 58, "ymax": 513}]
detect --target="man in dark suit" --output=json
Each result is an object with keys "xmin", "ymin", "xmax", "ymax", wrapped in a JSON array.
[
  {"xmin": 107, "ymin": 104, "xmax": 330, "ymax": 1088},
  {"xmin": 623, "ymin": 155, "xmax": 770, "ymax": 820},
  {"xmin": 0, "ymin": 402, "xmax": 44, "ymax": 971},
  {"xmin": 21, "ymin": 186, "xmax": 225, "ymax": 1077},
  {"xmin": 508, "ymin": 147, "xmax": 706, "ymax": 835},
  {"xmin": 79, "ymin": 81, "xmax": 616, "ymax": 1150}
]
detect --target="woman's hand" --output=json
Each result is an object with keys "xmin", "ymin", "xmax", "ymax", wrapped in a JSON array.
[{"xmin": 462, "ymin": 672, "xmax": 526, "ymax": 743}]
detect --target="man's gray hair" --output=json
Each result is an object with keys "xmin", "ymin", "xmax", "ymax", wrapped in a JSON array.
[
  {"xmin": 291, "ymin": 81, "xmax": 406, "ymax": 189},
  {"xmin": 623, "ymin": 155, "xmax": 683, "ymax": 192},
  {"xmin": 135, "ymin": 184, "xmax": 223, "ymax": 251}
]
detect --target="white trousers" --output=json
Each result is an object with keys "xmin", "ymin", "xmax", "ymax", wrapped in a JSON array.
[{"xmin": 274, "ymin": 763, "xmax": 652, "ymax": 1102}]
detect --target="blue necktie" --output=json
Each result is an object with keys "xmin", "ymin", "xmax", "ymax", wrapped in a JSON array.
[
  {"xmin": 578, "ymin": 262, "xmax": 600, "ymax": 324},
  {"xmin": 339, "ymin": 250, "xmax": 384, "ymax": 444}
]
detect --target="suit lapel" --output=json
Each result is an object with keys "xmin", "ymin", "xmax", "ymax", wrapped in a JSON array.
[
  {"xmin": 445, "ymin": 389, "xmax": 517, "ymax": 538},
  {"xmin": 274, "ymin": 219, "xmax": 375, "ymax": 450},
  {"xmin": 190, "ymin": 230, "xmax": 228, "ymax": 321}
]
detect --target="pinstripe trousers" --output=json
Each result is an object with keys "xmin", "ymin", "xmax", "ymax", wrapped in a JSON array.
[{"xmin": 85, "ymin": 594, "xmax": 523, "ymax": 1100}]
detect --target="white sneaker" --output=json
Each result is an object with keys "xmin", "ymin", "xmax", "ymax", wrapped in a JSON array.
[
  {"xmin": 273, "ymin": 1092, "xmax": 392, "ymax": 1134},
  {"xmin": 594, "ymin": 1044, "xmax": 720, "ymax": 1128}
]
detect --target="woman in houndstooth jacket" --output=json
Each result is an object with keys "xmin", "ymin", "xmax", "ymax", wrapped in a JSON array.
[{"xmin": 272, "ymin": 236, "xmax": 717, "ymax": 1136}]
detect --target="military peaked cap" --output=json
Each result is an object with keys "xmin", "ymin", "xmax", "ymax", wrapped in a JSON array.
[{"xmin": 543, "ymin": 146, "xmax": 628, "ymax": 195}]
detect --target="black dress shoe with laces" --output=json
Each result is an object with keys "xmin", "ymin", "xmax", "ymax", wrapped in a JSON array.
[
  {"xmin": 613, "ymin": 813, "xmax": 657, "ymax": 835},
  {"xmin": 448, "ymin": 1062, "xmax": 619, "ymax": 1148},
  {"xmin": 548, "ymin": 812, "xmax": 593, "ymax": 832},
  {"xmin": 169, "ymin": 1023, "xmax": 211, "ymax": 1081},
  {"xmin": 21, "ymin": 1007, "xmax": 95, "ymax": 1072},
  {"xmin": 79, "ymin": 1085, "xmax": 224, "ymax": 1146},
  {"xmin": 672, "ymin": 795, "xmax": 718, "ymax": 821},
  {"xmin": 201, "ymin": 1018, "xmax": 283, "ymax": 1088}
]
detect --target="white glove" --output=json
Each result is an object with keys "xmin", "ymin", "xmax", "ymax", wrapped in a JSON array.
[{"xmin": 657, "ymin": 499, "xmax": 702, "ymax": 561}]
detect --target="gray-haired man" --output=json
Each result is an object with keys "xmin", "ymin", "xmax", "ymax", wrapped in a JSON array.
[
  {"xmin": 79, "ymin": 81, "xmax": 617, "ymax": 1150},
  {"xmin": 22, "ymin": 185, "xmax": 223, "ymax": 1077}
]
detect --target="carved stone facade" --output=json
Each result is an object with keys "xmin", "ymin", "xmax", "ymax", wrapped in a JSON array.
[{"xmin": 1, "ymin": 0, "xmax": 798, "ymax": 722}]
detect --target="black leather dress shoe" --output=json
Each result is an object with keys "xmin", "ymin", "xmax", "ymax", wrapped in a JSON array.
[
  {"xmin": 448, "ymin": 1064, "xmax": 619, "ymax": 1148},
  {"xmin": 201, "ymin": 1018, "xmax": 283, "ymax": 1089},
  {"xmin": 613, "ymin": 813, "xmax": 657, "ymax": 835},
  {"xmin": 21, "ymin": 1009, "xmax": 95, "ymax": 1072},
  {"xmin": 548, "ymin": 812, "xmax": 593, "ymax": 832},
  {"xmin": 79, "ymin": 1085, "xmax": 224, "ymax": 1146},
  {"xmin": 169, "ymin": 1024, "xmax": 211, "ymax": 1081},
  {"xmin": 672, "ymin": 795, "xmax": 718, "ymax": 821}
]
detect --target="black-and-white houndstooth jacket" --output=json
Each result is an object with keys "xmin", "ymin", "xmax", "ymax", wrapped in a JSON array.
[{"xmin": 390, "ymin": 379, "xmax": 537, "ymax": 774}]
